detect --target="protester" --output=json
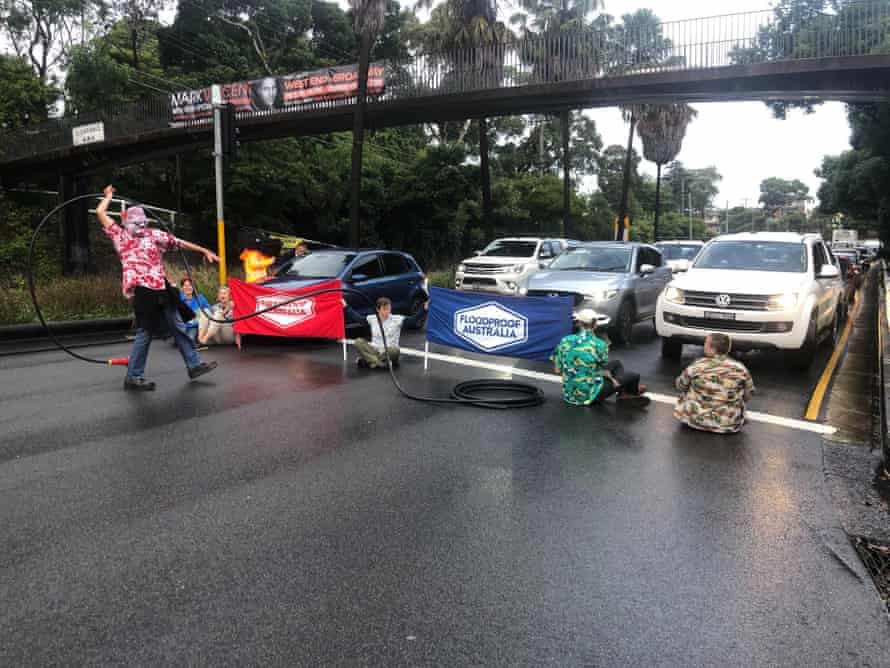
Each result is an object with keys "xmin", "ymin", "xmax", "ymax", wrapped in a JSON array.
[
  {"xmin": 179, "ymin": 277, "xmax": 210, "ymax": 343},
  {"xmin": 198, "ymin": 285, "xmax": 240, "ymax": 348},
  {"xmin": 674, "ymin": 333, "xmax": 755, "ymax": 433},
  {"xmin": 294, "ymin": 242, "xmax": 308, "ymax": 258},
  {"xmin": 97, "ymin": 185, "xmax": 218, "ymax": 390},
  {"xmin": 346, "ymin": 296, "xmax": 425, "ymax": 369},
  {"xmin": 551, "ymin": 309, "xmax": 650, "ymax": 408}
]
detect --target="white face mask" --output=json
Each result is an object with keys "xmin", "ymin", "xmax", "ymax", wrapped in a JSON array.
[
  {"xmin": 123, "ymin": 207, "xmax": 149, "ymax": 237},
  {"xmin": 125, "ymin": 219, "xmax": 148, "ymax": 237}
]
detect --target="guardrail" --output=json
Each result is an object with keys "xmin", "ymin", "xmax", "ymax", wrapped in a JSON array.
[{"xmin": 2, "ymin": 1, "xmax": 890, "ymax": 164}]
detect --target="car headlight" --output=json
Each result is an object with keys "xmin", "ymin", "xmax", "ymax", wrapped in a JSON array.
[
  {"xmin": 664, "ymin": 286, "xmax": 685, "ymax": 304},
  {"xmin": 509, "ymin": 263, "xmax": 527, "ymax": 273},
  {"xmin": 457, "ymin": 264, "xmax": 466, "ymax": 273},
  {"xmin": 518, "ymin": 287, "xmax": 528, "ymax": 296},
  {"xmin": 767, "ymin": 292, "xmax": 797, "ymax": 311},
  {"xmin": 583, "ymin": 289, "xmax": 618, "ymax": 302}
]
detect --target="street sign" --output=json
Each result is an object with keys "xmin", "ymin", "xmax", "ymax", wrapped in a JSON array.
[{"xmin": 71, "ymin": 121, "xmax": 105, "ymax": 146}]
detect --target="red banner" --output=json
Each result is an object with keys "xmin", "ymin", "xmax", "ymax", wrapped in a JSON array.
[{"xmin": 230, "ymin": 279, "xmax": 345, "ymax": 340}]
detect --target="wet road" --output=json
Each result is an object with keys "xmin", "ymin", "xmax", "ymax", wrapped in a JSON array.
[{"xmin": 1, "ymin": 328, "xmax": 887, "ymax": 666}]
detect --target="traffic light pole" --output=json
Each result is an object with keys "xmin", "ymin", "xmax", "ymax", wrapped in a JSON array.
[{"xmin": 212, "ymin": 85, "xmax": 227, "ymax": 286}]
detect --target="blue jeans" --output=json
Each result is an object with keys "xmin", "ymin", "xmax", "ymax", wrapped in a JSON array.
[{"xmin": 127, "ymin": 300, "xmax": 202, "ymax": 379}]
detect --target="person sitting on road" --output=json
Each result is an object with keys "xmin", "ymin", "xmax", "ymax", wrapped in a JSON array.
[
  {"xmin": 346, "ymin": 296, "xmax": 425, "ymax": 369},
  {"xmin": 179, "ymin": 277, "xmax": 210, "ymax": 343},
  {"xmin": 674, "ymin": 333, "xmax": 754, "ymax": 434},
  {"xmin": 551, "ymin": 309, "xmax": 650, "ymax": 408},
  {"xmin": 198, "ymin": 285, "xmax": 240, "ymax": 349}
]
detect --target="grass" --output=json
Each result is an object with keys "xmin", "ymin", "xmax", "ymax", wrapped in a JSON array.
[
  {"xmin": 427, "ymin": 268, "xmax": 456, "ymax": 290},
  {"xmin": 0, "ymin": 263, "xmax": 240, "ymax": 327}
]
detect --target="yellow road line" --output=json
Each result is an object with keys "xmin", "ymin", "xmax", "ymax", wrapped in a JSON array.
[{"xmin": 804, "ymin": 295, "xmax": 858, "ymax": 421}]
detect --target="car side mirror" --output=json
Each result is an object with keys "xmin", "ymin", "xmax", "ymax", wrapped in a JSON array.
[
  {"xmin": 639, "ymin": 264, "xmax": 655, "ymax": 275},
  {"xmin": 673, "ymin": 259, "xmax": 690, "ymax": 273},
  {"xmin": 350, "ymin": 273, "xmax": 369, "ymax": 283},
  {"xmin": 474, "ymin": 250, "xmax": 483, "ymax": 256},
  {"xmin": 817, "ymin": 264, "xmax": 840, "ymax": 279}
]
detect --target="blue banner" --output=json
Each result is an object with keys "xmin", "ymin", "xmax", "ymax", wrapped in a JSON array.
[{"xmin": 427, "ymin": 287, "xmax": 573, "ymax": 361}]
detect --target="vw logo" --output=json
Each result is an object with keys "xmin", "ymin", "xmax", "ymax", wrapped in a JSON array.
[
  {"xmin": 715, "ymin": 294, "xmax": 731, "ymax": 308},
  {"xmin": 548, "ymin": 292, "xmax": 560, "ymax": 298}
]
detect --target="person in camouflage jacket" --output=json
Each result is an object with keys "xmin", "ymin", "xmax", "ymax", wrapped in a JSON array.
[{"xmin": 674, "ymin": 333, "xmax": 754, "ymax": 433}]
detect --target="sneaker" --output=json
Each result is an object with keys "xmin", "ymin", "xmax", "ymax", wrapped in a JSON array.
[
  {"xmin": 187, "ymin": 360, "xmax": 218, "ymax": 380},
  {"xmin": 617, "ymin": 394, "xmax": 651, "ymax": 408},
  {"xmin": 124, "ymin": 377, "xmax": 156, "ymax": 391}
]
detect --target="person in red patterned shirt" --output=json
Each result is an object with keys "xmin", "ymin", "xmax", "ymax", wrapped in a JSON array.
[{"xmin": 98, "ymin": 185, "xmax": 220, "ymax": 390}]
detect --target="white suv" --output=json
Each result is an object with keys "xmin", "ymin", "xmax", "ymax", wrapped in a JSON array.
[
  {"xmin": 656, "ymin": 232, "xmax": 843, "ymax": 367},
  {"xmin": 455, "ymin": 237, "xmax": 568, "ymax": 295}
]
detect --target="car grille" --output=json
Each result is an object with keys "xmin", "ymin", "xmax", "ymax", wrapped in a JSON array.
[
  {"xmin": 683, "ymin": 291, "xmax": 771, "ymax": 311},
  {"xmin": 671, "ymin": 316, "xmax": 765, "ymax": 333},
  {"xmin": 464, "ymin": 264, "xmax": 508, "ymax": 275},
  {"xmin": 461, "ymin": 277, "xmax": 498, "ymax": 286},
  {"xmin": 526, "ymin": 290, "xmax": 584, "ymax": 306}
]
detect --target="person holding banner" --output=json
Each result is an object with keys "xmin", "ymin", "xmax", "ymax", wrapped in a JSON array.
[{"xmin": 551, "ymin": 309, "xmax": 650, "ymax": 408}]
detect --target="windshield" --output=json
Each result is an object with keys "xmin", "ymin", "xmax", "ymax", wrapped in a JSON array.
[
  {"xmin": 480, "ymin": 240, "xmax": 538, "ymax": 258},
  {"xmin": 657, "ymin": 244, "xmax": 702, "ymax": 261},
  {"xmin": 694, "ymin": 241, "xmax": 807, "ymax": 273},
  {"xmin": 548, "ymin": 247, "xmax": 632, "ymax": 273},
  {"xmin": 284, "ymin": 252, "xmax": 356, "ymax": 278}
]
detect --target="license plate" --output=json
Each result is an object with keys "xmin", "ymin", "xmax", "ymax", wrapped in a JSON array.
[{"xmin": 703, "ymin": 311, "xmax": 736, "ymax": 320}]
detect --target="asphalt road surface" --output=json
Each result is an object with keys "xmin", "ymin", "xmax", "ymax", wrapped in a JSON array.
[{"xmin": 1, "ymin": 324, "xmax": 888, "ymax": 666}]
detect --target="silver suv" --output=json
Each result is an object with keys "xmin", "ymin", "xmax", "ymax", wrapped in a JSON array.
[
  {"xmin": 519, "ymin": 242, "xmax": 673, "ymax": 344},
  {"xmin": 455, "ymin": 237, "xmax": 569, "ymax": 295}
]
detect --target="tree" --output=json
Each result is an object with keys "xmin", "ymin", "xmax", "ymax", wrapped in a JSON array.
[
  {"xmin": 0, "ymin": 0, "xmax": 100, "ymax": 83},
  {"xmin": 348, "ymin": 0, "xmax": 386, "ymax": 246},
  {"xmin": 635, "ymin": 103, "xmax": 697, "ymax": 241},
  {"xmin": 0, "ymin": 54, "xmax": 58, "ymax": 129},
  {"xmin": 665, "ymin": 163, "xmax": 722, "ymax": 219},
  {"xmin": 597, "ymin": 144, "xmax": 640, "ymax": 214},
  {"xmin": 612, "ymin": 9, "xmax": 673, "ymax": 239},
  {"xmin": 759, "ymin": 177, "xmax": 810, "ymax": 212},
  {"xmin": 415, "ymin": 0, "xmax": 512, "ymax": 241}
]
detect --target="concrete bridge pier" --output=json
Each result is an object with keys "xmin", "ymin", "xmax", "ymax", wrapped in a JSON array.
[{"xmin": 59, "ymin": 173, "xmax": 92, "ymax": 275}]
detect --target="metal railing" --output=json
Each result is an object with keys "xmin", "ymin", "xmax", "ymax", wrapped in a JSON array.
[{"xmin": 2, "ymin": 1, "xmax": 889, "ymax": 164}]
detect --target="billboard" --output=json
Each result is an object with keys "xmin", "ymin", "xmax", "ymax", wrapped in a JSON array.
[{"xmin": 169, "ymin": 64, "xmax": 385, "ymax": 123}]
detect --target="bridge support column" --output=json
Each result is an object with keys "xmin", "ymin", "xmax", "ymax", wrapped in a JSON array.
[{"xmin": 59, "ymin": 173, "xmax": 92, "ymax": 275}]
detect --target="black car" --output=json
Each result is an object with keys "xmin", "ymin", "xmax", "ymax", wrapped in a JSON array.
[{"xmin": 264, "ymin": 249, "xmax": 429, "ymax": 331}]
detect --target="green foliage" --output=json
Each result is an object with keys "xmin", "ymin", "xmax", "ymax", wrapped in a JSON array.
[
  {"xmin": 0, "ymin": 54, "xmax": 57, "ymax": 129},
  {"xmin": 759, "ymin": 176, "xmax": 810, "ymax": 210}
]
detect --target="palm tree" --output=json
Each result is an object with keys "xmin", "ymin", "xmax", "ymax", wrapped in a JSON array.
[
  {"xmin": 417, "ymin": 0, "xmax": 511, "ymax": 241},
  {"xmin": 348, "ymin": 0, "xmax": 386, "ymax": 247},
  {"xmin": 514, "ymin": 0, "xmax": 603, "ymax": 236},
  {"xmin": 636, "ymin": 104, "xmax": 698, "ymax": 241},
  {"xmin": 612, "ymin": 10, "xmax": 672, "ymax": 240}
]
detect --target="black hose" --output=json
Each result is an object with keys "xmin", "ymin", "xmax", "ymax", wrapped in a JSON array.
[{"xmin": 27, "ymin": 192, "xmax": 546, "ymax": 409}]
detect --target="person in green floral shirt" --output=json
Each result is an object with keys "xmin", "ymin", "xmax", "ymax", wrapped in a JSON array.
[
  {"xmin": 674, "ymin": 333, "xmax": 755, "ymax": 433},
  {"xmin": 551, "ymin": 309, "xmax": 650, "ymax": 408}
]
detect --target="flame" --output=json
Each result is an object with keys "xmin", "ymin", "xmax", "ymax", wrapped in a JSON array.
[{"xmin": 240, "ymin": 249, "xmax": 275, "ymax": 283}]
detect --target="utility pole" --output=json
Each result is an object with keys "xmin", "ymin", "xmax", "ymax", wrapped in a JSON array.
[
  {"xmin": 212, "ymin": 85, "xmax": 227, "ymax": 286},
  {"xmin": 688, "ymin": 191, "xmax": 693, "ymax": 240},
  {"xmin": 724, "ymin": 200, "xmax": 729, "ymax": 235}
]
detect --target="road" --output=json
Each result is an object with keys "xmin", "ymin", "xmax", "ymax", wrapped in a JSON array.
[{"xmin": 1, "ymin": 324, "xmax": 888, "ymax": 666}]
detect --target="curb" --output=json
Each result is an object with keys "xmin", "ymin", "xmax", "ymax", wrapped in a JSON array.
[{"xmin": 0, "ymin": 317, "xmax": 133, "ymax": 341}]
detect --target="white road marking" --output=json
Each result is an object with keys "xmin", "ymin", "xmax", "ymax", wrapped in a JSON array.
[{"xmin": 388, "ymin": 344, "xmax": 837, "ymax": 436}]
